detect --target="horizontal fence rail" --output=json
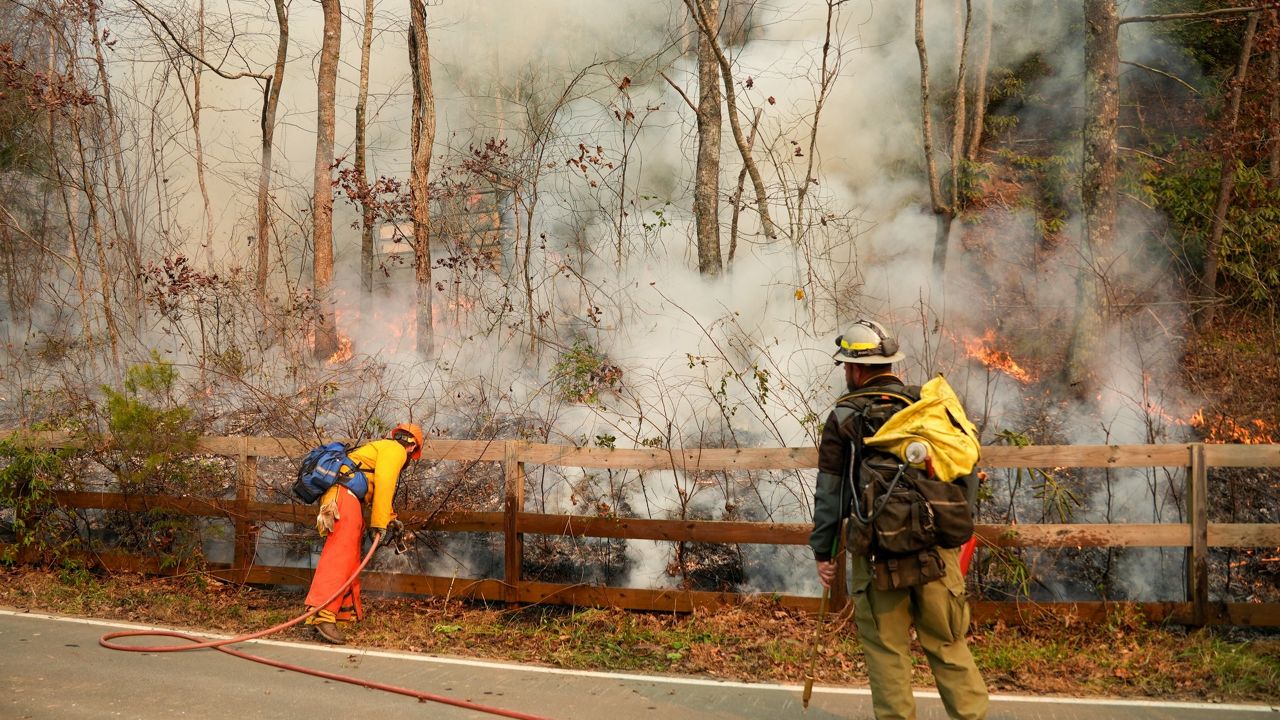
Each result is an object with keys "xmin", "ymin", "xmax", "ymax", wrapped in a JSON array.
[{"xmin": 3, "ymin": 431, "xmax": 1279, "ymax": 626}]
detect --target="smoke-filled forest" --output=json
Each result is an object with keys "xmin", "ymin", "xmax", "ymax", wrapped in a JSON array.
[{"xmin": 1, "ymin": 0, "xmax": 1277, "ymax": 606}]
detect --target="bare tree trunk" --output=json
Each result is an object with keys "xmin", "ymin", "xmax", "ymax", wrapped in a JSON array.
[
  {"xmin": 916, "ymin": 0, "xmax": 955, "ymax": 276},
  {"xmin": 55, "ymin": 13, "xmax": 123, "ymax": 375},
  {"xmin": 684, "ymin": 0, "xmax": 777, "ymax": 239},
  {"xmin": 931, "ymin": 0, "xmax": 973, "ymax": 278},
  {"xmin": 1064, "ymin": 0, "xmax": 1119, "ymax": 396},
  {"xmin": 727, "ymin": 108, "xmax": 762, "ymax": 268},
  {"xmin": 409, "ymin": 0, "xmax": 436, "ymax": 356},
  {"xmin": 147, "ymin": 83, "xmax": 172, "ymax": 244},
  {"xmin": 71, "ymin": 97, "xmax": 123, "ymax": 375},
  {"xmin": 255, "ymin": 0, "xmax": 288, "ymax": 312},
  {"xmin": 49, "ymin": 60, "xmax": 96, "ymax": 360},
  {"xmin": 356, "ymin": 0, "xmax": 376, "ymax": 306},
  {"xmin": 59, "ymin": 183, "xmax": 96, "ymax": 354},
  {"xmin": 693, "ymin": 0, "xmax": 723, "ymax": 276},
  {"xmin": 966, "ymin": 0, "xmax": 994, "ymax": 161},
  {"xmin": 949, "ymin": 0, "xmax": 971, "ymax": 210},
  {"xmin": 1199, "ymin": 12, "xmax": 1259, "ymax": 329},
  {"xmin": 191, "ymin": 0, "xmax": 214, "ymax": 268},
  {"xmin": 1270, "ymin": 11, "xmax": 1280, "ymax": 182},
  {"xmin": 86, "ymin": 0, "xmax": 142, "ymax": 329},
  {"xmin": 915, "ymin": 0, "xmax": 943, "ymax": 211},
  {"xmin": 793, "ymin": 0, "xmax": 844, "ymax": 241},
  {"xmin": 311, "ymin": 0, "xmax": 341, "ymax": 361}
]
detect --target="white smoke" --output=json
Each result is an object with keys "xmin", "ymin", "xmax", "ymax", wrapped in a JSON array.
[{"xmin": 1, "ymin": 0, "xmax": 1214, "ymax": 599}]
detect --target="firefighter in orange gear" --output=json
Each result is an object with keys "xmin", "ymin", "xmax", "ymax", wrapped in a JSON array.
[{"xmin": 304, "ymin": 422, "xmax": 424, "ymax": 645}]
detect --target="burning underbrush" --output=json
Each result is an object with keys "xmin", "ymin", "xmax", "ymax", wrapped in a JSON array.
[
  {"xmin": 951, "ymin": 314, "xmax": 1280, "ymax": 607},
  {"xmin": 1211, "ymin": 465, "xmax": 1280, "ymax": 605},
  {"xmin": 667, "ymin": 541, "xmax": 747, "ymax": 592},
  {"xmin": 523, "ymin": 535, "xmax": 630, "ymax": 586},
  {"xmin": 1184, "ymin": 315, "xmax": 1280, "ymax": 605}
]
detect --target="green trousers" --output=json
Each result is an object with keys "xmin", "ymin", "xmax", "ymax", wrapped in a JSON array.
[{"xmin": 850, "ymin": 547, "xmax": 989, "ymax": 720}]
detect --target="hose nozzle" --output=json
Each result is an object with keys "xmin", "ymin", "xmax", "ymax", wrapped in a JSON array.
[
  {"xmin": 393, "ymin": 530, "xmax": 415, "ymax": 555},
  {"xmin": 904, "ymin": 440, "xmax": 929, "ymax": 465}
]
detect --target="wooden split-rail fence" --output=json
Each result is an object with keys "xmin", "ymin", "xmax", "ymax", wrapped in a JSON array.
[{"xmin": 3, "ymin": 432, "xmax": 1279, "ymax": 626}]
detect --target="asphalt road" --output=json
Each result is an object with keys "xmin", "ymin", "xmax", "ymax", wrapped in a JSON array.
[{"xmin": 2, "ymin": 608, "xmax": 1275, "ymax": 720}]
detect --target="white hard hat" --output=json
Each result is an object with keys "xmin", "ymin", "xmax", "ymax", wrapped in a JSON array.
[{"xmin": 832, "ymin": 319, "xmax": 906, "ymax": 364}]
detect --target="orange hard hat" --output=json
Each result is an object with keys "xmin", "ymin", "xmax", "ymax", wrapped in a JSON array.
[{"xmin": 391, "ymin": 422, "xmax": 425, "ymax": 460}]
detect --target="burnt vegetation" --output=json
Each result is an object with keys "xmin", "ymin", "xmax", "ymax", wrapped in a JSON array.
[{"xmin": 0, "ymin": 1, "xmax": 1278, "ymax": 695}]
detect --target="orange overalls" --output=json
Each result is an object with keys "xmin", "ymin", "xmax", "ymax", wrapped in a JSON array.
[{"xmin": 304, "ymin": 439, "xmax": 408, "ymax": 624}]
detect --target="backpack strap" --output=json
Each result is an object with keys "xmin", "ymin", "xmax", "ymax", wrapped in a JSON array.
[
  {"xmin": 338, "ymin": 444, "xmax": 371, "ymax": 501},
  {"xmin": 841, "ymin": 386, "xmax": 919, "ymax": 525},
  {"xmin": 834, "ymin": 388, "xmax": 917, "ymax": 408}
]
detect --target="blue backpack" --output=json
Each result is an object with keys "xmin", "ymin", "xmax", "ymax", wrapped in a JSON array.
[{"xmin": 291, "ymin": 442, "xmax": 369, "ymax": 503}]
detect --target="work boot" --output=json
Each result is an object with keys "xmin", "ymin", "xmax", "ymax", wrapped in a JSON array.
[{"xmin": 314, "ymin": 621, "xmax": 346, "ymax": 645}]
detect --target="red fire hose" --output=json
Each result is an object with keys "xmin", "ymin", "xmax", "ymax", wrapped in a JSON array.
[{"xmin": 99, "ymin": 537, "xmax": 555, "ymax": 720}]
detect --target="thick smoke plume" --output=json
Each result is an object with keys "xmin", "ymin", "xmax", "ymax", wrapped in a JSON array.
[{"xmin": 0, "ymin": 0, "xmax": 1216, "ymax": 600}]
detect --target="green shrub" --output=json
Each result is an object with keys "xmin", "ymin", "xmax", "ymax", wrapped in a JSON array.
[
  {"xmin": 100, "ymin": 352, "xmax": 201, "ymax": 492},
  {"xmin": 93, "ymin": 353, "xmax": 217, "ymax": 568},
  {"xmin": 1145, "ymin": 153, "xmax": 1280, "ymax": 312},
  {"xmin": 0, "ymin": 440, "xmax": 79, "ymax": 565},
  {"xmin": 552, "ymin": 340, "xmax": 623, "ymax": 405}
]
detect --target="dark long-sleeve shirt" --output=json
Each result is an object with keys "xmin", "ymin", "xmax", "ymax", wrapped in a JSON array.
[{"xmin": 809, "ymin": 374, "xmax": 910, "ymax": 561}]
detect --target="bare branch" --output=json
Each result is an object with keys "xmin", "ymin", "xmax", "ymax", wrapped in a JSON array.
[
  {"xmin": 1118, "ymin": 146, "xmax": 1174, "ymax": 165},
  {"xmin": 130, "ymin": 0, "xmax": 270, "ymax": 81},
  {"xmin": 950, "ymin": 0, "xmax": 972, "ymax": 210},
  {"xmin": 1119, "ymin": 5, "xmax": 1273, "ymax": 24},
  {"xmin": 915, "ymin": 0, "xmax": 946, "ymax": 215},
  {"xmin": 1198, "ymin": 11, "xmax": 1260, "ymax": 328},
  {"xmin": 1120, "ymin": 60, "xmax": 1202, "ymax": 96},
  {"xmin": 659, "ymin": 71, "xmax": 698, "ymax": 113},
  {"xmin": 728, "ymin": 108, "xmax": 764, "ymax": 267},
  {"xmin": 795, "ymin": 0, "xmax": 845, "ymax": 222},
  {"xmin": 683, "ymin": 0, "xmax": 778, "ymax": 239}
]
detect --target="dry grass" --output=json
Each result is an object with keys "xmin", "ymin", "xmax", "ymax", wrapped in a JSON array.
[{"xmin": 2, "ymin": 566, "xmax": 1276, "ymax": 704}]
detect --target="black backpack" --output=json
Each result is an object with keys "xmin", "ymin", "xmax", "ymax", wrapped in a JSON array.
[
  {"xmin": 291, "ymin": 442, "xmax": 369, "ymax": 503},
  {"xmin": 841, "ymin": 388, "xmax": 975, "ymax": 588}
]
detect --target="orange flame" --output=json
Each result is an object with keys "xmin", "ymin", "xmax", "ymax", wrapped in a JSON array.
[
  {"xmin": 962, "ymin": 330, "xmax": 1035, "ymax": 383},
  {"xmin": 1139, "ymin": 376, "xmax": 1192, "ymax": 428},
  {"xmin": 1190, "ymin": 410, "xmax": 1276, "ymax": 444},
  {"xmin": 326, "ymin": 307, "xmax": 354, "ymax": 364},
  {"xmin": 446, "ymin": 295, "xmax": 476, "ymax": 314},
  {"xmin": 327, "ymin": 335, "xmax": 353, "ymax": 364}
]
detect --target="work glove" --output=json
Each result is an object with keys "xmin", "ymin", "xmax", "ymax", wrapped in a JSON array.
[
  {"xmin": 381, "ymin": 519, "xmax": 405, "ymax": 548},
  {"xmin": 315, "ymin": 497, "xmax": 340, "ymax": 536}
]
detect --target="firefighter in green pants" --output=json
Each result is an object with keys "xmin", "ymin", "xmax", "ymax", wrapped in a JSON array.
[{"xmin": 811, "ymin": 319, "xmax": 988, "ymax": 720}]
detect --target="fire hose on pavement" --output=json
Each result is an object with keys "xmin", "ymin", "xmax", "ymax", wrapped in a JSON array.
[{"xmin": 99, "ymin": 532, "xmax": 556, "ymax": 720}]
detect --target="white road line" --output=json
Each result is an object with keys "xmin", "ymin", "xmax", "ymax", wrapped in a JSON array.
[{"xmin": 4, "ymin": 607, "xmax": 1276, "ymax": 714}]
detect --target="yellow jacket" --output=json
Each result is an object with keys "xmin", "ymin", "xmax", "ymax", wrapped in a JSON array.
[
  {"xmin": 318, "ymin": 438, "xmax": 408, "ymax": 530},
  {"xmin": 863, "ymin": 374, "xmax": 980, "ymax": 482}
]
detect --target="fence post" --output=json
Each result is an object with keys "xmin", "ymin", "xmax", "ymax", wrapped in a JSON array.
[
  {"xmin": 503, "ymin": 440, "xmax": 526, "ymax": 604},
  {"xmin": 232, "ymin": 436, "xmax": 258, "ymax": 582},
  {"xmin": 1187, "ymin": 443, "xmax": 1208, "ymax": 626}
]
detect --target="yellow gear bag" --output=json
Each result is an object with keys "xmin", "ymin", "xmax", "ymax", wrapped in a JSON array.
[{"xmin": 862, "ymin": 374, "xmax": 980, "ymax": 482}]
